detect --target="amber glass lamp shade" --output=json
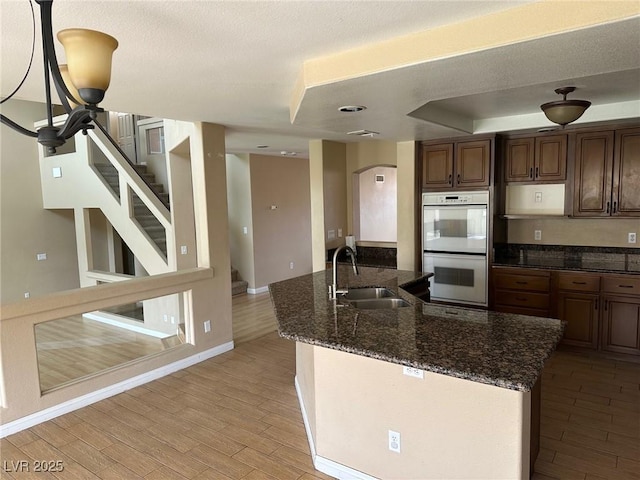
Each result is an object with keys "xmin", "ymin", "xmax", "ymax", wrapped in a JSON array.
[
  {"xmin": 59, "ymin": 64, "xmax": 85, "ymax": 107},
  {"xmin": 57, "ymin": 28, "xmax": 118, "ymax": 106}
]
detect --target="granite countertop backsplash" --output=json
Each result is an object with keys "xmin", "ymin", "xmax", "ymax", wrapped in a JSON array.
[
  {"xmin": 328, "ymin": 246, "xmax": 397, "ymax": 269},
  {"xmin": 494, "ymin": 244, "xmax": 640, "ymax": 274},
  {"xmin": 269, "ymin": 266, "xmax": 564, "ymax": 392}
]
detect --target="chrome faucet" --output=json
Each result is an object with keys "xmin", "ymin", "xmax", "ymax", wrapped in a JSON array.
[{"xmin": 329, "ymin": 245, "xmax": 359, "ymax": 300}]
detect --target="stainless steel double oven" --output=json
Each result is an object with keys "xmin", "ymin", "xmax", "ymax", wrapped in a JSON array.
[{"xmin": 422, "ymin": 191, "xmax": 489, "ymax": 307}]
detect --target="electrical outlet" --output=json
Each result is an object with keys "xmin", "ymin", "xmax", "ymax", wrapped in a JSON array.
[
  {"xmin": 24, "ymin": 292, "xmax": 30, "ymax": 299},
  {"xmin": 629, "ymin": 232, "xmax": 637, "ymax": 244},
  {"xmin": 163, "ymin": 314, "xmax": 168, "ymax": 323},
  {"xmin": 403, "ymin": 366, "xmax": 424, "ymax": 379},
  {"xmin": 388, "ymin": 430, "xmax": 401, "ymax": 453},
  {"xmin": 534, "ymin": 191, "xmax": 542, "ymax": 203},
  {"xmin": 289, "ymin": 261, "xmax": 294, "ymax": 270},
  {"xmin": 338, "ymin": 228, "xmax": 343, "ymax": 237},
  {"xmin": 180, "ymin": 245, "xmax": 188, "ymax": 255},
  {"xmin": 204, "ymin": 320, "xmax": 211, "ymax": 333},
  {"xmin": 36, "ymin": 253, "xmax": 47, "ymax": 261},
  {"xmin": 327, "ymin": 229, "xmax": 336, "ymax": 240},
  {"xmin": 170, "ymin": 316, "xmax": 175, "ymax": 325},
  {"xmin": 243, "ymin": 226, "xmax": 248, "ymax": 235},
  {"xmin": 534, "ymin": 230, "xmax": 542, "ymax": 241}
]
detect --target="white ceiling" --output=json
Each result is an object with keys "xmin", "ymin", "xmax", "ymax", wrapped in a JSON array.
[{"xmin": 1, "ymin": 0, "xmax": 639, "ymax": 158}]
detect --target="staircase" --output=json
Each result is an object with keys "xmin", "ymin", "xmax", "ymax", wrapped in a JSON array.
[
  {"xmin": 94, "ymin": 163, "xmax": 169, "ymax": 257},
  {"xmin": 231, "ymin": 267, "xmax": 248, "ymax": 295}
]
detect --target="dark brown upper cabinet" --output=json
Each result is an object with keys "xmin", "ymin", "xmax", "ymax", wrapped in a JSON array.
[
  {"xmin": 504, "ymin": 135, "xmax": 567, "ymax": 183},
  {"xmin": 421, "ymin": 139, "xmax": 491, "ymax": 190},
  {"xmin": 573, "ymin": 127, "xmax": 640, "ymax": 217}
]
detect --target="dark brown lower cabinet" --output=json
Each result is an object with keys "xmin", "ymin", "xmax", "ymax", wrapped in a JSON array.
[
  {"xmin": 601, "ymin": 294, "xmax": 640, "ymax": 356},
  {"xmin": 557, "ymin": 292, "xmax": 599, "ymax": 349}
]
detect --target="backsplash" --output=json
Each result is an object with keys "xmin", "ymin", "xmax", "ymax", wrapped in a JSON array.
[
  {"xmin": 328, "ymin": 246, "xmax": 397, "ymax": 268},
  {"xmin": 506, "ymin": 218, "xmax": 640, "ymax": 248}
]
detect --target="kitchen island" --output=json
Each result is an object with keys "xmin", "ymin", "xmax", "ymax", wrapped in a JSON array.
[{"xmin": 269, "ymin": 266, "xmax": 564, "ymax": 480}]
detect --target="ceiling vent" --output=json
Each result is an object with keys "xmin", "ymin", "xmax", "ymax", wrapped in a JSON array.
[{"xmin": 347, "ymin": 129, "xmax": 379, "ymax": 137}]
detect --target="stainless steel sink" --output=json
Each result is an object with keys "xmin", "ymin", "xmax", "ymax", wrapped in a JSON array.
[
  {"xmin": 341, "ymin": 287, "xmax": 396, "ymax": 300},
  {"xmin": 344, "ymin": 297, "xmax": 411, "ymax": 309}
]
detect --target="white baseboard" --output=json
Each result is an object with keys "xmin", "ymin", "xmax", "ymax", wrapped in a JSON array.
[
  {"xmin": 294, "ymin": 375, "xmax": 378, "ymax": 480},
  {"xmin": 247, "ymin": 286, "xmax": 269, "ymax": 294},
  {"xmin": 0, "ymin": 341, "xmax": 234, "ymax": 438}
]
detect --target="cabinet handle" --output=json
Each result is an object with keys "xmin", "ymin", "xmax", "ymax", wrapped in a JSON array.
[
  {"xmin": 457, "ymin": 174, "xmax": 460, "ymax": 185},
  {"xmin": 595, "ymin": 299, "xmax": 598, "ymax": 310},
  {"xmin": 535, "ymin": 166, "xmax": 539, "ymax": 178},
  {"xmin": 448, "ymin": 174, "xmax": 452, "ymax": 185},
  {"xmin": 529, "ymin": 167, "xmax": 533, "ymax": 179},
  {"xmin": 606, "ymin": 201, "xmax": 610, "ymax": 213},
  {"xmin": 613, "ymin": 201, "xmax": 617, "ymax": 213},
  {"xmin": 618, "ymin": 285, "xmax": 634, "ymax": 289},
  {"xmin": 572, "ymin": 281, "xmax": 587, "ymax": 285},
  {"xmin": 515, "ymin": 281, "xmax": 528, "ymax": 285},
  {"xmin": 515, "ymin": 296, "xmax": 528, "ymax": 302}
]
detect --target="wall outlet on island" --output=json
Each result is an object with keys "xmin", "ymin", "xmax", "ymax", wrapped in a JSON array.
[
  {"xmin": 534, "ymin": 230, "xmax": 542, "ymax": 241},
  {"xmin": 204, "ymin": 320, "xmax": 211, "ymax": 333},
  {"xmin": 388, "ymin": 430, "xmax": 401, "ymax": 453},
  {"xmin": 629, "ymin": 232, "xmax": 637, "ymax": 244}
]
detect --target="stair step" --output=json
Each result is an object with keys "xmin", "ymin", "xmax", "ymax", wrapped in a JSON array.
[{"xmin": 232, "ymin": 280, "xmax": 248, "ymax": 296}]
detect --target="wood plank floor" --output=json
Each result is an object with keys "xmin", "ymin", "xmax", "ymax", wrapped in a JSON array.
[{"xmin": 2, "ymin": 292, "xmax": 639, "ymax": 479}]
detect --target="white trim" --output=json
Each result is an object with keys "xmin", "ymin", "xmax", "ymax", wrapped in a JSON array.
[
  {"xmin": 294, "ymin": 375, "xmax": 378, "ymax": 480},
  {"xmin": 83, "ymin": 311, "xmax": 172, "ymax": 339},
  {"xmin": 0, "ymin": 341, "xmax": 234, "ymax": 438},
  {"xmin": 247, "ymin": 286, "xmax": 269, "ymax": 294}
]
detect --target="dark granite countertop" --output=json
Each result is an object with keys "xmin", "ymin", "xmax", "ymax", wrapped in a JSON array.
[
  {"xmin": 493, "ymin": 244, "xmax": 640, "ymax": 274},
  {"xmin": 269, "ymin": 266, "xmax": 564, "ymax": 392}
]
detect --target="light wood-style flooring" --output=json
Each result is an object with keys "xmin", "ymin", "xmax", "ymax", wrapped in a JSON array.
[{"xmin": 2, "ymin": 292, "xmax": 639, "ymax": 480}]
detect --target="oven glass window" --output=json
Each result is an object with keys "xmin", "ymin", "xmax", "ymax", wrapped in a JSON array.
[
  {"xmin": 434, "ymin": 266, "xmax": 475, "ymax": 287},
  {"xmin": 424, "ymin": 205, "xmax": 487, "ymax": 253}
]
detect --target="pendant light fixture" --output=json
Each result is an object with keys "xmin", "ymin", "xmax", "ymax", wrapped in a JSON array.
[
  {"xmin": 0, "ymin": 0, "xmax": 118, "ymax": 153},
  {"xmin": 540, "ymin": 87, "xmax": 591, "ymax": 127}
]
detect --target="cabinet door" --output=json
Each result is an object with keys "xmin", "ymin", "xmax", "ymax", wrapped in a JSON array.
[
  {"xmin": 601, "ymin": 295, "xmax": 640, "ymax": 355},
  {"xmin": 455, "ymin": 139, "xmax": 491, "ymax": 188},
  {"xmin": 535, "ymin": 135, "xmax": 567, "ymax": 181},
  {"xmin": 612, "ymin": 127, "xmax": 640, "ymax": 217},
  {"xmin": 557, "ymin": 292, "xmax": 599, "ymax": 349},
  {"xmin": 422, "ymin": 143, "xmax": 453, "ymax": 189},
  {"xmin": 573, "ymin": 131, "xmax": 615, "ymax": 217},
  {"xmin": 504, "ymin": 138, "xmax": 534, "ymax": 182}
]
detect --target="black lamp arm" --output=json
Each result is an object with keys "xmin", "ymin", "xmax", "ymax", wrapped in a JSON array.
[{"xmin": 0, "ymin": 114, "xmax": 39, "ymax": 138}]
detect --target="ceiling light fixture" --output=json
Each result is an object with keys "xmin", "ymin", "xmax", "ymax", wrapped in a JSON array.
[
  {"xmin": 540, "ymin": 87, "xmax": 591, "ymax": 127},
  {"xmin": 338, "ymin": 105, "xmax": 367, "ymax": 113},
  {"xmin": 0, "ymin": 0, "xmax": 118, "ymax": 153}
]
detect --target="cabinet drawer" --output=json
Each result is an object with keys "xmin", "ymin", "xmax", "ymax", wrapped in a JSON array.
[
  {"xmin": 495, "ymin": 290, "xmax": 550, "ymax": 309},
  {"xmin": 602, "ymin": 276, "xmax": 640, "ymax": 295},
  {"xmin": 493, "ymin": 272, "xmax": 550, "ymax": 292},
  {"xmin": 557, "ymin": 273, "xmax": 600, "ymax": 292}
]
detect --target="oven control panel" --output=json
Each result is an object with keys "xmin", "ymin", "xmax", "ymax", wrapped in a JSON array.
[
  {"xmin": 423, "ymin": 191, "xmax": 488, "ymax": 206},
  {"xmin": 436, "ymin": 195, "xmax": 472, "ymax": 204}
]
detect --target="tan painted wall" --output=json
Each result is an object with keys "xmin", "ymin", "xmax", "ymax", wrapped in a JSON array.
[
  {"xmin": 507, "ymin": 218, "xmax": 640, "ymax": 248},
  {"xmin": 322, "ymin": 141, "xmax": 348, "ymax": 251},
  {"xmin": 397, "ymin": 141, "xmax": 417, "ymax": 270},
  {"xmin": 355, "ymin": 166, "xmax": 397, "ymax": 242},
  {"xmin": 226, "ymin": 154, "xmax": 256, "ymax": 288},
  {"xmin": 309, "ymin": 140, "xmax": 327, "ymax": 271},
  {"xmin": 250, "ymin": 154, "xmax": 313, "ymax": 288},
  {"xmin": 300, "ymin": 345, "xmax": 530, "ymax": 479},
  {"xmin": 346, "ymin": 140, "xmax": 398, "ymax": 235},
  {"xmin": 0, "ymin": 100, "xmax": 80, "ymax": 303}
]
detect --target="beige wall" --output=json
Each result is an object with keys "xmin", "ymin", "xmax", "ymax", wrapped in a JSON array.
[
  {"xmin": 309, "ymin": 140, "xmax": 327, "ymax": 271},
  {"xmin": 250, "ymin": 154, "xmax": 313, "ymax": 288},
  {"xmin": 346, "ymin": 140, "xmax": 398, "ymax": 236},
  {"xmin": 0, "ymin": 100, "xmax": 80, "ymax": 303},
  {"xmin": 508, "ymin": 218, "xmax": 640, "ymax": 248},
  {"xmin": 226, "ymin": 154, "xmax": 256, "ymax": 288},
  {"xmin": 397, "ymin": 141, "xmax": 417, "ymax": 270},
  {"xmin": 355, "ymin": 165, "xmax": 397, "ymax": 242},
  {"xmin": 298, "ymin": 344, "xmax": 530, "ymax": 479},
  {"xmin": 322, "ymin": 141, "xmax": 348, "ymax": 251}
]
